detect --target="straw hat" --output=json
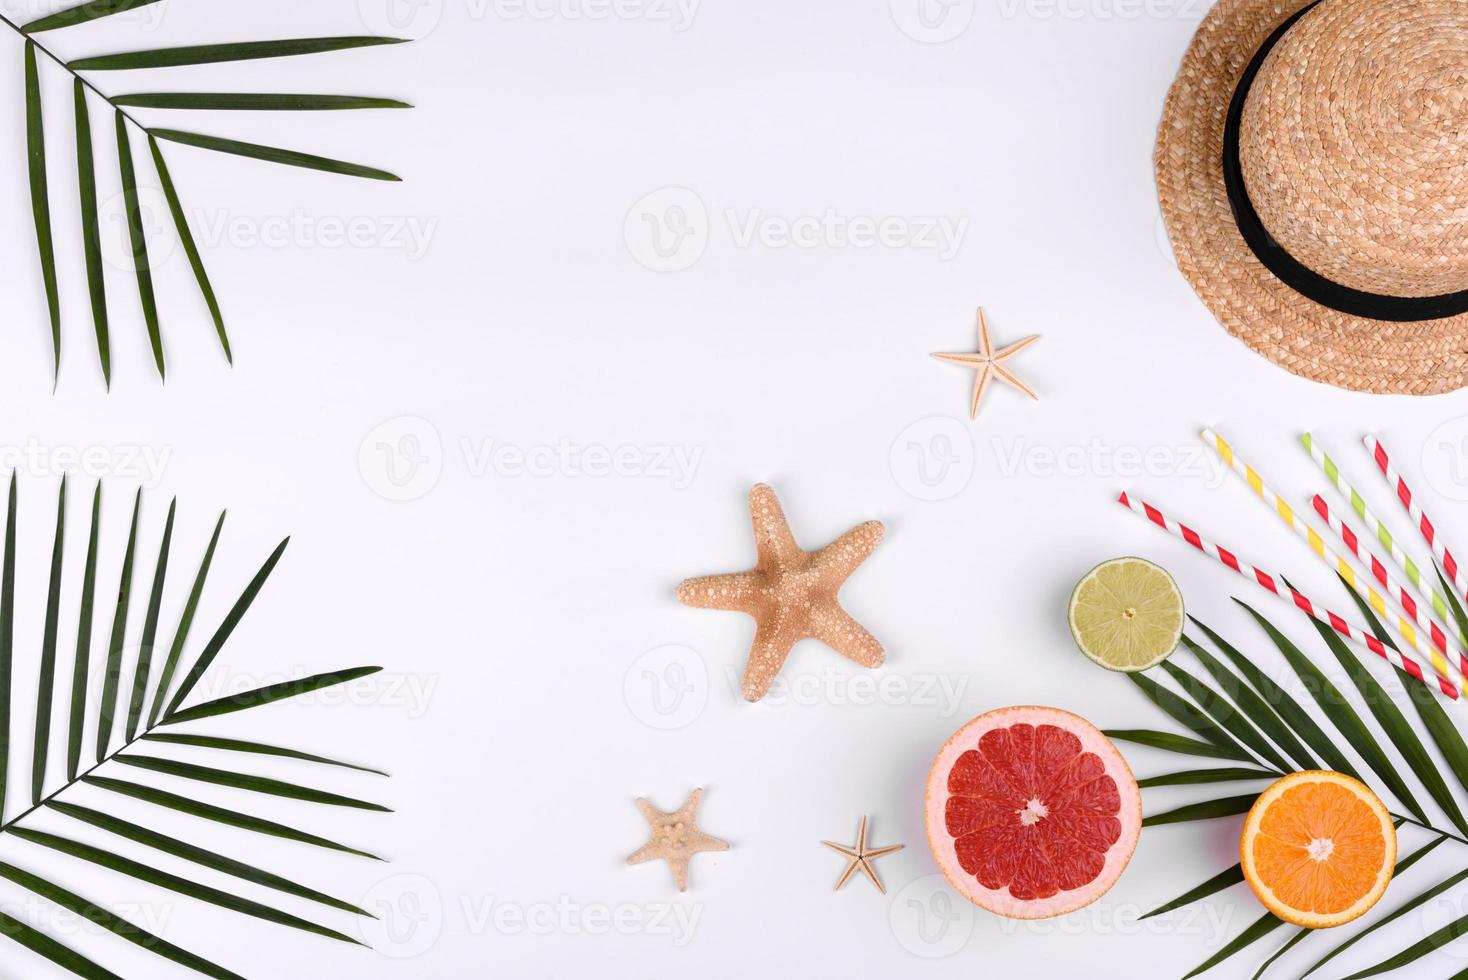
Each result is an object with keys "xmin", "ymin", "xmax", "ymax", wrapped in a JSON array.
[{"xmin": 1156, "ymin": 0, "xmax": 1468, "ymax": 394}]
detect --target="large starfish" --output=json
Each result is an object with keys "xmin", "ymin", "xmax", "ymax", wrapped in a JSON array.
[
  {"xmin": 626, "ymin": 788, "xmax": 729, "ymax": 892},
  {"xmin": 677, "ymin": 484, "xmax": 884, "ymax": 702},
  {"xmin": 931, "ymin": 307, "xmax": 1039, "ymax": 419}
]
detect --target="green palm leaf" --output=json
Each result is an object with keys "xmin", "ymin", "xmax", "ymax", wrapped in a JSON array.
[
  {"xmin": 163, "ymin": 536, "xmax": 288, "ymax": 716},
  {"xmin": 1142, "ymin": 794, "xmax": 1256, "ymax": 827},
  {"xmin": 1183, "ymin": 911, "xmax": 1285, "ymax": 979},
  {"xmin": 1181, "ymin": 632, "xmax": 1316, "ymax": 769},
  {"xmin": 10, "ymin": 828, "xmax": 362, "ymax": 944},
  {"xmin": 1238, "ymin": 599, "xmax": 1427, "ymax": 822},
  {"xmin": 95, "ymin": 488, "xmax": 139, "ymax": 763},
  {"xmin": 70, "ymin": 36, "xmax": 406, "ymax": 70},
  {"xmin": 66, "ymin": 484, "xmax": 100, "ymax": 780},
  {"xmin": 0, "ymin": 860, "xmax": 240, "ymax": 979},
  {"xmin": 1321, "ymin": 582, "xmax": 1468, "ymax": 836},
  {"xmin": 1140, "ymin": 864, "xmax": 1244, "ymax": 919},
  {"xmin": 1338, "ymin": 910, "xmax": 1468, "ymax": 979},
  {"xmin": 115, "ymin": 111, "xmax": 164, "ymax": 377},
  {"xmin": 1190, "ymin": 615, "xmax": 1360, "ymax": 778},
  {"xmin": 1251, "ymin": 929, "xmax": 1310, "ymax": 979},
  {"xmin": 86, "ymin": 774, "xmax": 382, "ymax": 859},
  {"xmin": 1127, "ymin": 673, "xmax": 1254, "ymax": 761},
  {"xmin": 1137, "ymin": 768, "xmax": 1276, "ymax": 788},
  {"xmin": 0, "ymin": 911, "xmax": 119, "ymax": 979},
  {"xmin": 149, "ymin": 128, "xmax": 400, "ymax": 181},
  {"xmin": 1436, "ymin": 565, "xmax": 1468, "ymax": 645},
  {"xmin": 114, "ymin": 754, "xmax": 390, "ymax": 811},
  {"xmin": 165, "ymin": 666, "xmax": 382, "ymax": 723},
  {"xmin": 0, "ymin": 475, "xmax": 16, "ymax": 818},
  {"xmin": 32, "ymin": 477, "xmax": 66, "ymax": 804},
  {"xmin": 7, "ymin": 10, "xmax": 409, "ymax": 383},
  {"xmin": 1159, "ymin": 660, "xmax": 1291, "ymax": 772},
  {"xmin": 49, "ymin": 801, "xmax": 371, "ymax": 916},
  {"xmin": 148, "ymin": 138, "xmax": 230, "ymax": 361},
  {"xmin": 142, "ymin": 732, "xmax": 388, "ymax": 775},
  {"xmin": 1104, "ymin": 728, "xmax": 1255, "ymax": 761},
  {"xmin": 73, "ymin": 81, "xmax": 109, "ymax": 384},
  {"xmin": 23, "ymin": 0, "xmax": 167, "ymax": 33},
  {"xmin": 148, "ymin": 511, "xmax": 224, "ymax": 727},
  {"xmin": 25, "ymin": 41, "xmax": 61, "ymax": 378},
  {"xmin": 0, "ymin": 484, "xmax": 385, "ymax": 976},
  {"xmin": 116, "ymin": 92, "xmax": 411, "ymax": 110},
  {"xmin": 126, "ymin": 498, "xmax": 174, "ymax": 741}
]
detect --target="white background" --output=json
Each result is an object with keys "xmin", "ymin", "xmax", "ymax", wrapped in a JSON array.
[{"xmin": 0, "ymin": 0, "xmax": 1467, "ymax": 977}]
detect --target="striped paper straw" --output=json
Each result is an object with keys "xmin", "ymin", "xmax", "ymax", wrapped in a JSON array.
[
  {"xmin": 1311, "ymin": 493, "xmax": 1468, "ymax": 682},
  {"xmin": 1203, "ymin": 429, "xmax": 1465, "ymax": 695},
  {"xmin": 1117, "ymin": 491, "xmax": 1457, "ymax": 701},
  {"xmin": 1365, "ymin": 435, "xmax": 1468, "ymax": 605},
  {"xmin": 1300, "ymin": 432, "xmax": 1467, "ymax": 646}
]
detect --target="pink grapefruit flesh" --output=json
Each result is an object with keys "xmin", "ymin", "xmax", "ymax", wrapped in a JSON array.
[{"xmin": 924, "ymin": 705, "xmax": 1141, "ymax": 918}]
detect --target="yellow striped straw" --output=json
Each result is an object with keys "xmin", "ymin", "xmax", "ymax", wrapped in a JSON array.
[{"xmin": 1201, "ymin": 429, "xmax": 1467, "ymax": 695}]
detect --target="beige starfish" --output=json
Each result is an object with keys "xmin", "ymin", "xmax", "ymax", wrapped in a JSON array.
[
  {"xmin": 931, "ymin": 307, "xmax": 1039, "ymax": 419},
  {"xmin": 626, "ymin": 788, "xmax": 729, "ymax": 892},
  {"xmin": 821, "ymin": 816, "xmax": 904, "ymax": 894},
  {"xmin": 677, "ymin": 484, "xmax": 884, "ymax": 702}
]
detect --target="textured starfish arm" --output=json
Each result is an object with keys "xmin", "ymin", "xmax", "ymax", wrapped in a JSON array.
[
  {"xmin": 686, "ymin": 832, "xmax": 730, "ymax": 855},
  {"xmin": 807, "ymin": 605, "xmax": 884, "ymax": 668},
  {"xmin": 676, "ymin": 572, "xmax": 761, "ymax": 610},
  {"xmin": 748, "ymin": 484, "xmax": 802, "ymax": 568},
  {"xmin": 740, "ymin": 620, "xmax": 799, "ymax": 702},
  {"xmin": 812, "ymin": 520, "xmax": 884, "ymax": 576},
  {"xmin": 626, "ymin": 844, "xmax": 661, "ymax": 866}
]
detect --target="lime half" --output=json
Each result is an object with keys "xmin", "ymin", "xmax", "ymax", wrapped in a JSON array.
[{"xmin": 1068, "ymin": 557, "xmax": 1184, "ymax": 672}]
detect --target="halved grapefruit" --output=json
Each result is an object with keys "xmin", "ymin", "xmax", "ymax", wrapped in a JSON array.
[{"xmin": 924, "ymin": 705, "xmax": 1142, "ymax": 918}]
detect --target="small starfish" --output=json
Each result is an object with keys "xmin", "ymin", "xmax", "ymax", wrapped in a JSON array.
[
  {"xmin": 626, "ymin": 788, "xmax": 729, "ymax": 892},
  {"xmin": 821, "ymin": 816, "xmax": 904, "ymax": 893},
  {"xmin": 677, "ymin": 484, "xmax": 884, "ymax": 702},
  {"xmin": 931, "ymin": 307, "xmax": 1039, "ymax": 419}
]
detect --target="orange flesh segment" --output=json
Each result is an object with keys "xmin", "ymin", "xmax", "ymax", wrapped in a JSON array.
[{"xmin": 1251, "ymin": 782, "xmax": 1385, "ymax": 916}]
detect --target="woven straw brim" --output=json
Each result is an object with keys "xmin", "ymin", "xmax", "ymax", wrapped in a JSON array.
[{"xmin": 1156, "ymin": 0, "xmax": 1468, "ymax": 395}]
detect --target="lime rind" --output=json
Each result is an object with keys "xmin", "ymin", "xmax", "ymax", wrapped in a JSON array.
[{"xmin": 1068, "ymin": 557, "xmax": 1184, "ymax": 672}]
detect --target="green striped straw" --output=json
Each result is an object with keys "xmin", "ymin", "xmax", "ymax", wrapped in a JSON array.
[{"xmin": 1300, "ymin": 432, "xmax": 1468, "ymax": 646}]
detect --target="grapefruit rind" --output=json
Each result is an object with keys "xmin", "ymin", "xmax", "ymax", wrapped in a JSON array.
[
  {"xmin": 1240, "ymin": 770, "xmax": 1396, "ymax": 929},
  {"xmin": 924, "ymin": 705, "xmax": 1143, "ymax": 919}
]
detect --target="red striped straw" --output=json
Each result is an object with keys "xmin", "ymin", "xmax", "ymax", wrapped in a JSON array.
[
  {"xmin": 1311, "ymin": 493, "xmax": 1468, "ymax": 685},
  {"xmin": 1118, "ymin": 491, "xmax": 1458, "ymax": 701},
  {"xmin": 1365, "ymin": 435, "xmax": 1468, "ymax": 604}
]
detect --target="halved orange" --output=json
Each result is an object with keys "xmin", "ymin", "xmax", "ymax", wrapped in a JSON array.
[{"xmin": 1240, "ymin": 771, "xmax": 1395, "ymax": 928}]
